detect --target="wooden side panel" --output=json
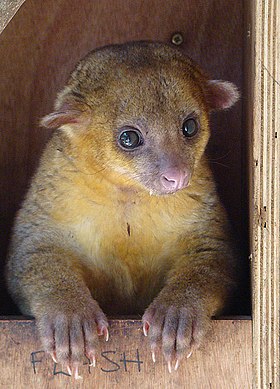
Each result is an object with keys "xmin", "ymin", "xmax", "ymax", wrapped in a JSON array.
[
  {"xmin": 0, "ymin": 319, "xmax": 252, "ymax": 389},
  {"xmin": 248, "ymin": 1, "xmax": 280, "ymax": 388},
  {"xmin": 0, "ymin": 0, "xmax": 25, "ymax": 32}
]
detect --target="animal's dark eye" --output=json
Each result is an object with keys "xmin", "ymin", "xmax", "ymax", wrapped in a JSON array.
[
  {"xmin": 182, "ymin": 118, "xmax": 198, "ymax": 138},
  {"xmin": 118, "ymin": 129, "xmax": 143, "ymax": 150}
]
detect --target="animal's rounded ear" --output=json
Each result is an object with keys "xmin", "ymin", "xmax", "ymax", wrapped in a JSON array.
[
  {"xmin": 40, "ymin": 101, "xmax": 90, "ymax": 129},
  {"xmin": 206, "ymin": 80, "xmax": 240, "ymax": 111},
  {"xmin": 41, "ymin": 109, "xmax": 82, "ymax": 129}
]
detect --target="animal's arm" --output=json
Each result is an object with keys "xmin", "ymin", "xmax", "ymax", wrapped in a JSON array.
[
  {"xmin": 168, "ymin": 234, "xmax": 236, "ymax": 310},
  {"xmin": 143, "ymin": 219, "xmax": 237, "ymax": 371},
  {"xmin": 7, "ymin": 242, "xmax": 108, "ymax": 377}
]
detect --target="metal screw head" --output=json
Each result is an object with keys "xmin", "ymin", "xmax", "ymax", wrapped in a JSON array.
[{"xmin": 171, "ymin": 33, "xmax": 184, "ymax": 46}]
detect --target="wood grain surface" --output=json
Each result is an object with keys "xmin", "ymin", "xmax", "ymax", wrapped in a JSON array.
[
  {"xmin": 247, "ymin": 1, "xmax": 280, "ymax": 388},
  {"xmin": 0, "ymin": 0, "xmax": 25, "ymax": 32},
  {"xmin": 0, "ymin": 0, "xmax": 246, "ymax": 314},
  {"xmin": 0, "ymin": 318, "xmax": 252, "ymax": 389}
]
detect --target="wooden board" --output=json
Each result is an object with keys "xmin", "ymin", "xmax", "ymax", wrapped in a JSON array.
[
  {"xmin": 246, "ymin": 0, "xmax": 280, "ymax": 388},
  {"xmin": 0, "ymin": 0, "xmax": 246, "ymax": 314},
  {"xmin": 0, "ymin": 318, "xmax": 252, "ymax": 389},
  {"xmin": 0, "ymin": 0, "xmax": 25, "ymax": 32}
]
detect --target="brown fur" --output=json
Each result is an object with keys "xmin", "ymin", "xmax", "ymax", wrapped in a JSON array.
[{"xmin": 6, "ymin": 42, "xmax": 239, "ymax": 375}]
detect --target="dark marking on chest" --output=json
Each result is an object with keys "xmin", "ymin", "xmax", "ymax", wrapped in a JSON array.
[{"xmin": 127, "ymin": 222, "xmax": 131, "ymax": 237}]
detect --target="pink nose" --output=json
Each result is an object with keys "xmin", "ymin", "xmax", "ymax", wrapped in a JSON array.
[{"xmin": 160, "ymin": 169, "xmax": 189, "ymax": 192}]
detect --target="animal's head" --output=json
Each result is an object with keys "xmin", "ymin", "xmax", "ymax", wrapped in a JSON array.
[{"xmin": 42, "ymin": 42, "xmax": 239, "ymax": 195}]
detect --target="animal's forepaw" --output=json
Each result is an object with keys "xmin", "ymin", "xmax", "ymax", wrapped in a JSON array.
[
  {"xmin": 37, "ymin": 298, "xmax": 108, "ymax": 378},
  {"xmin": 143, "ymin": 299, "xmax": 209, "ymax": 372}
]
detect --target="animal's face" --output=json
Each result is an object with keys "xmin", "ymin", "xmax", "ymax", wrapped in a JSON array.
[
  {"xmin": 42, "ymin": 42, "xmax": 239, "ymax": 195},
  {"xmin": 88, "ymin": 65, "xmax": 210, "ymax": 195}
]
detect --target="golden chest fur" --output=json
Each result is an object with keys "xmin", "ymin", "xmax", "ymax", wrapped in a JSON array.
[{"xmin": 50, "ymin": 176, "xmax": 201, "ymax": 313}]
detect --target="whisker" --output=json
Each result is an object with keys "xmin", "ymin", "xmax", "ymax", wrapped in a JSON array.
[{"xmin": 209, "ymin": 161, "xmax": 230, "ymax": 168}]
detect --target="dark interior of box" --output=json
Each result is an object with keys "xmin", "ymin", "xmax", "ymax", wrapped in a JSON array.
[{"xmin": 0, "ymin": 0, "xmax": 250, "ymax": 316}]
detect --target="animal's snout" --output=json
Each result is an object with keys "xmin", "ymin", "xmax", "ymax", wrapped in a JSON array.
[{"xmin": 160, "ymin": 168, "xmax": 190, "ymax": 192}]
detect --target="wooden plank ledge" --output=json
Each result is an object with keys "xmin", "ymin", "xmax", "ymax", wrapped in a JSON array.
[{"xmin": 0, "ymin": 318, "xmax": 252, "ymax": 388}]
